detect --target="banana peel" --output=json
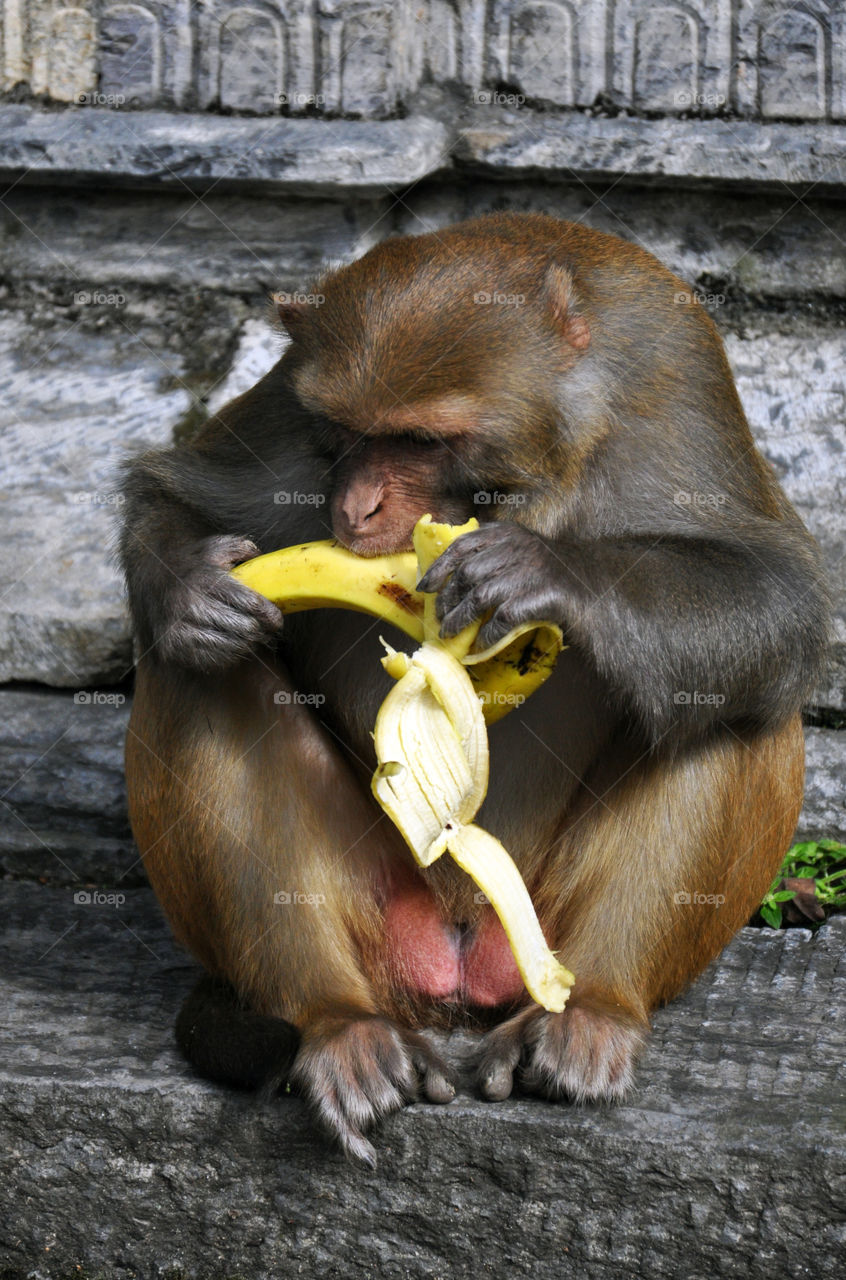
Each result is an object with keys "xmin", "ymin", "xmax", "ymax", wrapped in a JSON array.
[
  {"xmin": 232, "ymin": 515, "xmax": 574, "ymax": 1012},
  {"xmin": 231, "ymin": 517, "xmax": 562, "ymax": 725}
]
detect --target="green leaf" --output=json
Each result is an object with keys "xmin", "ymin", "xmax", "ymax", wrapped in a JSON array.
[{"xmin": 760, "ymin": 902, "xmax": 782, "ymax": 929}]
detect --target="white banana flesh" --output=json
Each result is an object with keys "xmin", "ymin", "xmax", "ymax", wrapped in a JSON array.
[{"xmin": 371, "ymin": 517, "xmax": 574, "ymax": 1013}]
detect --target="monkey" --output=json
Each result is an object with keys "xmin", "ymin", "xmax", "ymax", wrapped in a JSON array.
[{"xmin": 120, "ymin": 212, "xmax": 829, "ymax": 1165}]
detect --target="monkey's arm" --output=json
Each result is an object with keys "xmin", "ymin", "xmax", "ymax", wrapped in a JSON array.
[
  {"xmin": 119, "ymin": 369, "xmax": 327, "ymax": 669},
  {"xmin": 419, "ymin": 520, "xmax": 829, "ymax": 745},
  {"xmin": 119, "ymin": 443, "xmax": 292, "ymax": 669}
]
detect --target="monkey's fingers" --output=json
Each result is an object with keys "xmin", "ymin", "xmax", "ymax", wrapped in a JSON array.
[
  {"xmin": 417, "ymin": 526, "xmax": 492, "ymax": 595},
  {"xmin": 403, "ymin": 1029, "xmax": 457, "ymax": 1104},
  {"xmin": 474, "ymin": 586, "xmax": 564, "ymax": 650},
  {"xmin": 290, "ymin": 1017, "xmax": 452, "ymax": 1167},
  {"xmin": 159, "ymin": 587, "xmax": 283, "ymax": 670},
  {"xmin": 516, "ymin": 1003, "xmax": 647, "ymax": 1103},
  {"xmin": 201, "ymin": 533, "xmax": 264, "ymax": 569},
  {"xmin": 206, "ymin": 573, "xmax": 286, "ymax": 634},
  {"xmin": 476, "ymin": 1002, "xmax": 647, "ymax": 1105},
  {"xmin": 475, "ymin": 1008, "xmax": 533, "ymax": 1101}
]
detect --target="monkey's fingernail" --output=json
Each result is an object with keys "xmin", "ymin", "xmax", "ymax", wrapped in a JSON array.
[{"xmin": 345, "ymin": 1134, "xmax": 378, "ymax": 1168}]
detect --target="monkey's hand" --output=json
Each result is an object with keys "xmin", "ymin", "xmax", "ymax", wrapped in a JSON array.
[
  {"xmin": 290, "ymin": 1016, "xmax": 455, "ymax": 1167},
  {"xmin": 477, "ymin": 999, "xmax": 648, "ymax": 1105},
  {"xmin": 154, "ymin": 534, "xmax": 284, "ymax": 671},
  {"xmin": 418, "ymin": 523, "xmax": 565, "ymax": 650}
]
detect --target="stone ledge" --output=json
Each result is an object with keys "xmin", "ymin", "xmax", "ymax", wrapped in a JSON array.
[
  {"xmin": 2, "ymin": 106, "xmax": 846, "ymax": 198},
  {"xmin": 0, "ymin": 106, "xmax": 451, "ymax": 194},
  {"xmin": 454, "ymin": 113, "xmax": 846, "ymax": 194},
  {"xmin": 1, "ymin": 882, "xmax": 844, "ymax": 1278}
]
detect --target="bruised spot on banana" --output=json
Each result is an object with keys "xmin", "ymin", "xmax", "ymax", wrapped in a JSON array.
[{"xmin": 232, "ymin": 515, "xmax": 574, "ymax": 1013}]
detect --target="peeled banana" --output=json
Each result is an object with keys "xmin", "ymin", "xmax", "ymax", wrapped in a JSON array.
[{"xmin": 232, "ymin": 515, "xmax": 574, "ymax": 1012}]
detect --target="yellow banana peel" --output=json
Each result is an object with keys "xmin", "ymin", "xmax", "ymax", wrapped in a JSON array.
[{"xmin": 232, "ymin": 515, "xmax": 574, "ymax": 1012}]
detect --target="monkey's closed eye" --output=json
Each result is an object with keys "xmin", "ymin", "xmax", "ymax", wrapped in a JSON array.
[{"xmin": 316, "ymin": 423, "xmax": 359, "ymax": 461}]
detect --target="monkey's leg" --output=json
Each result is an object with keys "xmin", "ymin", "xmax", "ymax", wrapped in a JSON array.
[
  {"xmin": 477, "ymin": 715, "xmax": 804, "ymax": 1102},
  {"xmin": 126, "ymin": 656, "xmax": 453, "ymax": 1164}
]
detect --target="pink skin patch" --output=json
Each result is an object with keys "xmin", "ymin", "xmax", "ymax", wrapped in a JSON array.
[
  {"xmin": 463, "ymin": 917, "xmax": 525, "ymax": 1007},
  {"xmin": 383, "ymin": 888, "xmax": 461, "ymax": 999},
  {"xmin": 383, "ymin": 880, "xmax": 524, "ymax": 1008}
]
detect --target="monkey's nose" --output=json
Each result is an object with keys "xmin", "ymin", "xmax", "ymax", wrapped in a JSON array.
[{"xmin": 340, "ymin": 487, "xmax": 384, "ymax": 535}]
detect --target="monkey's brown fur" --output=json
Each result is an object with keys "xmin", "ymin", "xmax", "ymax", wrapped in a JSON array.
[{"xmin": 122, "ymin": 214, "xmax": 827, "ymax": 1164}]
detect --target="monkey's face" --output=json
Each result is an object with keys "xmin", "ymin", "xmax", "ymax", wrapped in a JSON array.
[
  {"xmin": 275, "ymin": 227, "xmax": 592, "ymax": 553},
  {"xmin": 321, "ymin": 426, "xmax": 472, "ymax": 556}
]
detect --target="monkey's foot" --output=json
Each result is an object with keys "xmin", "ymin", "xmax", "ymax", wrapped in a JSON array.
[
  {"xmin": 290, "ymin": 1015, "xmax": 455, "ymax": 1166},
  {"xmin": 475, "ymin": 1000, "xmax": 648, "ymax": 1104}
]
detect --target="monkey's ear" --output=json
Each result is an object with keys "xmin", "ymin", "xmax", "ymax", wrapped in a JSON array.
[
  {"xmin": 272, "ymin": 294, "xmax": 312, "ymax": 341},
  {"xmin": 543, "ymin": 264, "xmax": 591, "ymax": 351}
]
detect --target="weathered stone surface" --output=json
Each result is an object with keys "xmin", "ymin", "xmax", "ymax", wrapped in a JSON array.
[
  {"xmin": 5, "ymin": 0, "xmax": 846, "ymax": 122},
  {"xmin": 726, "ymin": 329, "xmax": 846, "ymax": 710},
  {"xmin": 399, "ymin": 182, "xmax": 846, "ymax": 301},
  {"xmin": 799, "ymin": 728, "xmax": 846, "ymax": 842},
  {"xmin": 3, "ymin": 105, "xmax": 846, "ymax": 200},
  {"xmin": 455, "ymin": 113, "xmax": 846, "ymax": 194},
  {"xmin": 1, "ymin": 881, "xmax": 844, "ymax": 1280},
  {"xmin": 205, "ymin": 317, "xmax": 287, "ymax": 415},
  {"xmin": 0, "ymin": 106, "xmax": 451, "ymax": 194},
  {"xmin": 0, "ymin": 310, "xmax": 192, "ymax": 685},
  {"xmin": 0, "ymin": 687, "xmax": 137, "ymax": 885},
  {"xmin": 0, "ymin": 187, "xmax": 391, "ymax": 291}
]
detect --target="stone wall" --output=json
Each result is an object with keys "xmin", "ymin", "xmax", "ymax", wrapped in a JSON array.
[{"xmin": 4, "ymin": 0, "xmax": 846, "ymax": 120}]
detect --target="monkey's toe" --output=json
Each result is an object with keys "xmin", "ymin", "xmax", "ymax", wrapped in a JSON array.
[
  {"xmin": 476, "ymin": 1002, "xmax": 648, "ymax": 1104},
  {"xmin": 290, "ymin": 1016, "xmax": 454, "ymax": 1165},
  {"xmin": 405, "ymin": 1029, "xmax": 456, "ymax": 1104},
  {"xmin": 475, "ymin": 1014, "xmax": 527, "ymax": 1101}
]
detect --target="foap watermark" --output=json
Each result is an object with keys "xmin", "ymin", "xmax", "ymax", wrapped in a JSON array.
[
  {"xmin": 273, "ymin": 890, "xmax": 327, "ymax": 906},
  {"xmin": 76, "ymin": 91, "xmax": 126, "ymax": 107},
  {"xmin": 74, "ymin": 889, "xmax": 126, "ymax": 907},
  {"xmin": 73, "ymin": 490, "xmax": 125, "ymax": 507},
  {"xmin": 673, "ymin": 890, "xmax": 726, "ymax": 907},
  {"xmin": 73, "ymin": 691, "xmax": 126, "ymax": 707},
  {"xmin": 474, "ymin": 290, "xmax": 526, "ymax": 307},
  {"xmin": 474, "ymin": 490, "xmax": 527, "ymax": 506},
  {"xmin": 273, "ymin": 690, "xmax": 326, "ymax": 707},
  {"xmin": 673, "ymin": 691, "xmax": 726, "ymax": 707},
  {"xmin": 74, "ymin": 290, "xmax": 126, "ymax": 307},
  {"xmin": 673, "ymin": 490, "xmax": 727, "ymax": 511},
  {"xmin": 674, "ymin": 90, "xmax": 726, "ymax": 110},
  {"xmin": 674, "ymin": 289, "xmax": 726, "ymax": 308},
  {"xmin": 472, "ymin": 89, "xmax": 526, "ymax": 108},
  {"xmin": 275, "ymin": 290, "xmax": 325, "ymax": 308},
  {"xmin": 273, "ymin": 490, "xmax": 325, "ymax": 506},
  {"xmin": 277, "ymin": 91, "xmax": 326, "ymax": 108},
  {"xmin": 474, "ymin": 891, "xmax": 490, "ymax": 905},
  {"xmin": 478, "ymin": 690, "xmax": 526, "ymax": 710}
]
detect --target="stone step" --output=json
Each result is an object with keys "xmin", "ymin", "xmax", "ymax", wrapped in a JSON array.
[{"xmin": 2, "ymin": 880, "xmax": 844, "ymax": 1279}]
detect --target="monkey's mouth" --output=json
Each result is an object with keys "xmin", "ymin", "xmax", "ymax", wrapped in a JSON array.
[{"xmin": 334, "ymin": 531, "xmax": 415, "ymax": 558}]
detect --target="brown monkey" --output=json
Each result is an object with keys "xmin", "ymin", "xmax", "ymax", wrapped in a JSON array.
[{"xmin": 121, "ymin": 213, "xmax": 829, "ymax": 1164}]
